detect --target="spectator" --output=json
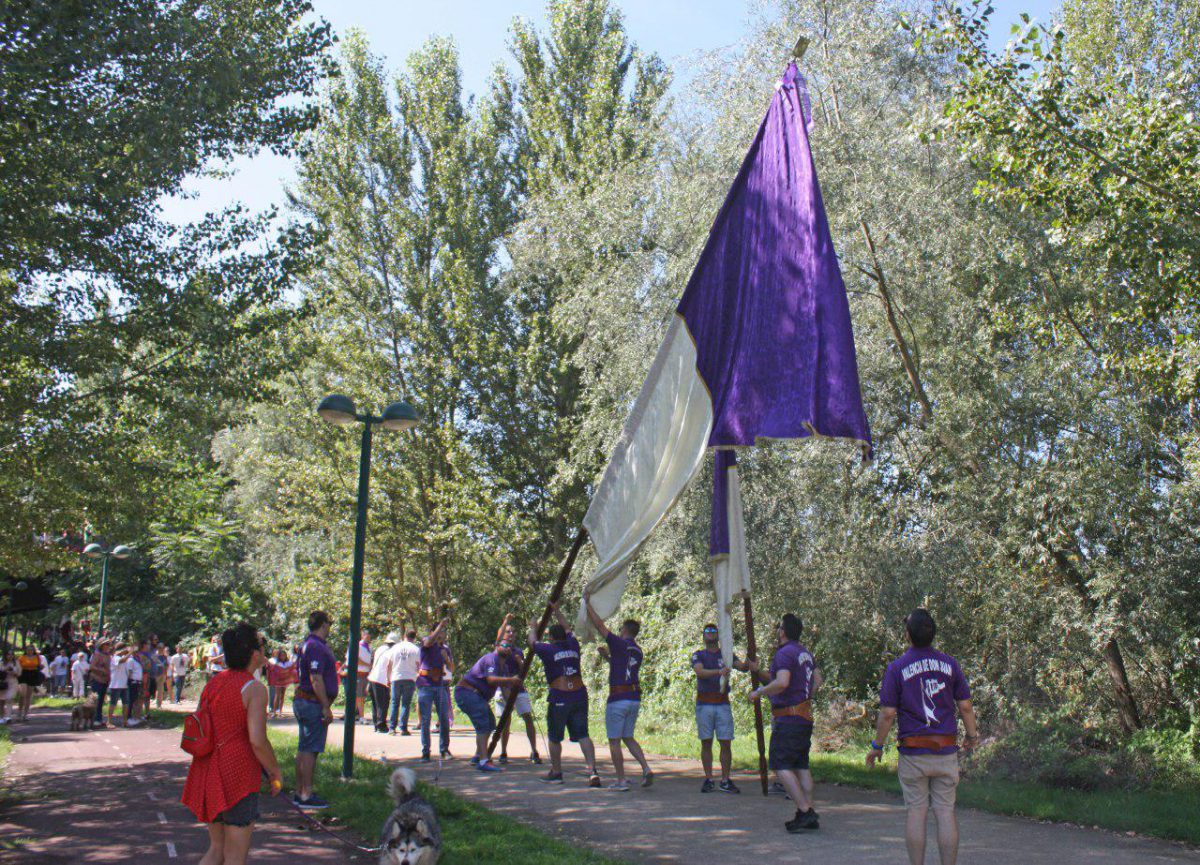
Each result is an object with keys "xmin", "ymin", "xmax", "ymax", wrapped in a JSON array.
[
  {"xmin": 126, "ymin": 649, "xmax": 144, "ymax": 727},
  {"xmin": 367, "ymin": 632, "xmax": 396, "ymax": 733},
  {"xmin": 151, "ymin": 644, "xmax": 169, "ymax": 708},
  {"xmin": 71, "ymin": 650, "xmax": 89, "ymax": 699},
  {"xmin": 389, "ymin": 630, "xmax": 420, "ymax": 735},
  {"xmin": 169, "ymin": 645, "xmax": 190, "ymax": 704},
  {"xmin": 207, "ymin": 636, "xmax": 225, "ymax": 681},
  {"xmin": 293, "ymin": 610, "xmax": 336, "ymax": 810},
  {"xmin": 0, "ymin": 650, "xmax": 17, "ymax": 723},
  {"xmin": 107, "ymin": 646, "xmax": 131, "ymax": 728},
  {"xmin": 49, "ymin": 649, "xmax": 69, "ymax": 696},
  {"xmin": 182, "ymin": 623, "xmax": 283, "ymax": 865},
  {"xmin": 16, "ymin": 645, "xmax": 44, "ymax": 721},
  {"xmin": 88, "ymin": 640, "xmax": 113, "ymax": 728},
  {"xmin": 266, "ymin": 648, "xmax": 293, "ymax": 719}
]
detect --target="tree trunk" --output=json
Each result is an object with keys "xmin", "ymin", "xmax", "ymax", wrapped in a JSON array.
[{"xmin": 1101, "ymin": 637, "xmax": 1143, "ymax": 733}]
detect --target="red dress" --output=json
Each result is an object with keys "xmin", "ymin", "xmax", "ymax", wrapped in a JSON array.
[{"xmin": 181, "ymin": 669, "xmax": 263, "ymax": 823}]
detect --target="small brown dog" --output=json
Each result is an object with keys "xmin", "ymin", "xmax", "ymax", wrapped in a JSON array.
[{"xmin": 70, "ymin": 696, "xmax": 96, "ymax": 731}]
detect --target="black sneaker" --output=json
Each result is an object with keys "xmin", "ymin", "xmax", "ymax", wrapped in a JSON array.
[
  {"xmin": 588, "ymin": 774, "xmax": 602, "ymax": 789},
  {"xmin": 401, "ymin": 728, "xmax": 411, "ymax": 736},
  {"xmin": 530, "ymin": 752, "xmax": 543, "ymax": 765},
  {"xmin": 784, "ymin": 809, "xmax": 819, "ymax": 833},
  {"xmin": 421, "ymin": 752, "xmax": 431, "ymax": 762},
  {"xmin": 498, "ymin": 754, "xmax": 508, "ymax": 765},
  {"xmin": 700, "ymin": 778, "xmax": 715, "ymax": 793},
  {"xmin": 440, "ymin": 751, "xmax": 453, "ymax": 760},
  {"xmin": 297, "ymin": 794, "xmax": 330, "ymax": 811},
  {"xmin": 540, "ymin": 771, "xmax": 564, "ymax": 784},
  {"xmin": 719, "ymin": 779, "xmax": 741, "ymax": 794}
]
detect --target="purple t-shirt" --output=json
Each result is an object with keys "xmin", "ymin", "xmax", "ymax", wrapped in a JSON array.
[
  {"xmin": 458, "ymin": 650, "xmax": 517, "ymax": 700},
  {"xmin": 604, "ymin": 631, "xmax": 642, "ymax": 703},
  {"xmin": 880, "ymin": 647, "xmax": 970, "ymax": 754},
  {"xmin": 768, "ymin": 641, "xmax": 814, "ymax": 728},
  {"xmin": 298, "ymin": 634, "xmax": 337, "ymax": 698},
  {"xmin": 532, "ymin": 634, "xmax": 587, "ymax": 705},
  {"xmin": 692, "ymin": 648, "xmax": 735, "ymax": 702},
  {"xmin": 416, "ymin": 642, "xmax": 450, "ymax": 687}
]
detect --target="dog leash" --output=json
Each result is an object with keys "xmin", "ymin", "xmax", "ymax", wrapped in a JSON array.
[{"xmin": 281, "ymin": 793, "xmax": 383, "ymax": 855}]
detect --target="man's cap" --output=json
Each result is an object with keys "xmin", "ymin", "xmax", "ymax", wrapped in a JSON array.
[{"xmin": 385, "ymin": 631, "xmax": 400, "ymax": 644}]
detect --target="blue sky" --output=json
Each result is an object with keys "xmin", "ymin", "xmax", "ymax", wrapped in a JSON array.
[{"xmin": 162, "ymin": 0, "xmax": 1061, "ymax": 225}]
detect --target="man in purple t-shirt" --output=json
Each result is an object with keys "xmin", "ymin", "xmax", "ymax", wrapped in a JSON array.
[
  {"xmin": 748, "ymin": 613, "xmax": 823, "ymax": 833},
  {"xmin": 529, "ymin": 602, "xmax": 600, "ymax": 787},
  {"xmin": 494, "ymin": 615, "xmax": 541, "ymax": 765},
  {"xmin": 416, "ymin": 618, "xmax": 455, "ymax": 761},
  {"xmin": 584, "ymin": 588, "xmax": 653, "ymax": 792},
  {"xmin": 867, "ymin": 609, "xmax": 979, "ymax": 865},
  {"xmin": 454, "ymin": 638, "xmax": 522, "ymax": 773},
  {"xmin": 692, "ymin": 623, "xmax": 751, "ymax": 794},
  {"xmin": 293, "ymin": 610, "xmax": 337, "ymax": 810}
]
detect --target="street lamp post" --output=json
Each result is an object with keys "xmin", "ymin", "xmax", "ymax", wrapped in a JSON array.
[
  {"xmin": 83, "ymin": 543, "xmax": 133, "ymax": 638},
  {"xmin": 318, "ymin": 394, "xmax": 420, "ymax": 779}
]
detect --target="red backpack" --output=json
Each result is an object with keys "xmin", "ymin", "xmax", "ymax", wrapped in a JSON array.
[{"xmin": 181, "ymin": 674, "xmax": 230, "ymax": 757}]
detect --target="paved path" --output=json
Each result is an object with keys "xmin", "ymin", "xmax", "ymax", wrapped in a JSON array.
[
  {"xmin": 5, "ymin": 701, "xmax": 1200, "ymax": 864},
  {"xmin": 0, "ymin": 707, "xmax": 370, "ymax": 864}
]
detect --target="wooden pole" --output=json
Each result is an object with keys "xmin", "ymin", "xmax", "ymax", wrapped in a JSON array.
[
  {"xmin": 743, "ymin": 594, "xmax": 770, "ymax": 796},
  {"xmin": 487, "ymin": 527, "xmax": 589, "ymax": 757}
]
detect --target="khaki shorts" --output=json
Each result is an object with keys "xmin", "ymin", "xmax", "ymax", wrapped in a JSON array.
[{"xmin": 898, "ymin": 752, "xmax": 960, "ymax": 811}]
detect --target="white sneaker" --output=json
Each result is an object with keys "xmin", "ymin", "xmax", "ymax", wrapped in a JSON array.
[{"xmin": 607, "ymin": 780, "xmax": 631, "ymax": 792}]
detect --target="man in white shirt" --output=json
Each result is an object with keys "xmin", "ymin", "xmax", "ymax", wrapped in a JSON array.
[
  {"xmin": 107, "ymin": 651, "xmax": 130, "ymax": 727},
  {"xmin": 70, "ymin": 653, "xmax": 89, "ymax": 698},
  {"xmin": 168, "ymin": 646, "xmax": 189, "ymax": 703},
  {"xmin": 389, "ymin": 630, "xmax": 421, "ymax": 735},
  {"xmin": 367, "ymin": 632, "xmax": 397, "ymax": 733}
]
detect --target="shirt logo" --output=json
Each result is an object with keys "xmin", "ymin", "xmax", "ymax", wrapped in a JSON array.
[{"xmin": 921, "ymin": 677, "xmax": 946, "ymax": 726}]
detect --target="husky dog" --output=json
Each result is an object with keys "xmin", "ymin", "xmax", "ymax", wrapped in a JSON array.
[
  {"xmin": 70, "ymin": 696, "xmax": 97, "ymax": 731},
  {"xmin": 379, "ymin": 767, "xmax": 441, "ymax": 865}
]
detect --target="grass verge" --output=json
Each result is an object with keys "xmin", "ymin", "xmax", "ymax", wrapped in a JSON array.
[
  {"xmin": 635, "ymin": 724, "xmax": 1200, "ymax": 845},
  {"xmin": 264, "ymin": 727, "xmax": 625, "ymax": 865}
]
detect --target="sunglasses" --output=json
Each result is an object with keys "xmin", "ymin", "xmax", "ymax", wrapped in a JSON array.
[
  {"xmin": 703, "ymin": 627, "xmax": 718, "ymax": 635},
  {"xmin": 498, "ymin": 641, "xmax": 513, "ymax": 649}
]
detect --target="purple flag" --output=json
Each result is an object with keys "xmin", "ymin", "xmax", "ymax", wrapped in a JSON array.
[{"xmin": 678, "ymin": 63, "xmax": 872, "ymax": 457}]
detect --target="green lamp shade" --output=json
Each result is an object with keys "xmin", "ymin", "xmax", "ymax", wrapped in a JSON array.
[
  {"xmin": 84, "ymin": 543, "xmax": 104, "ymax": 559},
  {"xmin": 381, "ymin": 400, "xmax": 421, "ymax": 431},
  {"xmin": 318, "ymin": 394, "xmax": 358, "ymax": 425},
  {"xmin": 111, "ymin": 545, "xmax": 133, "ymax": 560}
]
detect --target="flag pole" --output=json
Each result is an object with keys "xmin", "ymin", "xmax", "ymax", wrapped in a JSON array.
[
  {"xmin": 743, "ymin": 594, "xmax": 770, "ymax": 795},
  {"xmin": 487, "ymin": 527, "xmax": 589, "ymax": 757}
]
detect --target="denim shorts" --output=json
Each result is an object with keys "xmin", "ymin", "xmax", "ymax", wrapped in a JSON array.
[
  {"xmin": 454, "ymin": 687, "xmax": 496, "ymax": 734},
  {"xmin": 605, "ymin": 699, "xmax": 640, "ymax": 740},
  {"xmin": 696, "ymin": 702, "xmax": 735, "ymax": 741},
  {"xmin": 547, "ymin": 700, "xmax": 589, "ymax": 743},
  {"xmin": 213, "ymin": 792, "xmax": 260, "ymax": 827},
  {"xmin": 294, "ymin": 698, "xmax": 328, "ymax": 753}
]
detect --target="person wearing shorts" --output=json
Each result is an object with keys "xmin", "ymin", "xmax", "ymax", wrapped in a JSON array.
[
  {"xmin": 454, "ymin": 638, "xmax": 522, "ymax": 773},
  {"xmin": 748, "ymin": 613, "xmax": 822, "ymax": 833},
  {"xmin": 529, "ymin": 603, "xmax": 599, "ymax": 787},
  {"xmin": 692, "ymin": 624, "xmax": 744, "ymax": 793},
  {"xmin": 293, "ymin": 611, "xmax": 336, "ymax": 810},
  {"xmin": 492, "ymin": 615, "xmax": 540, "ymax": 765},
  {"xmin": 867, "ymin": 609, "xmax": 979, "ymax": 865},
  {"xmin": 583, "ymin": 589, "xmax": 652, "ymax": 792}
]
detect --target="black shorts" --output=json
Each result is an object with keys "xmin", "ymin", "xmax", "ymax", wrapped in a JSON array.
[
  {"xmin": 147, "ymin": 677, "xmax": 158, "ymax": 697},
  {"xmin": 769, "ymin": 723, "xmax": 812, "ymax": 771},
  {"xmin": 547, "ymin": 700, "xmax": 589, "ymax": 743},
  {"xmin": 17, "ymin": 670, "xmax": 43, "ymax": 688},
  {"xmin": 213, "ymin": 793, "xmax": 260, "ymax": 827}
]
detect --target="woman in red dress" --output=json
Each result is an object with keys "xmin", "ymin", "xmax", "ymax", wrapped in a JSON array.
[{"xmin": 182, "ymin": 624, "xmax": 283, "ymax": 865}]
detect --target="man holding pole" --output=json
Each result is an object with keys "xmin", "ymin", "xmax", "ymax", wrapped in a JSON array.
[
  {"xmin": 494, "ymin": 615, "xmax": 541, "ymax": 765},
  {"xmin": 529, "ymin": 603, "xmax": 601, "ymax": 787},
  {"xmin": 583, "ymin": 588, "xmax": 653, "ymax": 791},
  {"xmin": 417, "ymin": 618, "xmax": 454, "ymax": 762},
  {"xmin": 748, "ymin": 613, "xmax": 821, "ymax": 832},
  {"xmin": 866, "ymin": 609, "xmax": 979, "ymax": 865},
  {"xmin": 454, "ymin": 637, "xmax": 523, "ymax": 773},
  {"xmin": 692, "ymin": 623, "xmax": 744, "ymax": 793}
]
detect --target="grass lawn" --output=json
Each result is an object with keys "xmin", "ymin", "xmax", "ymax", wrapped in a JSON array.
[
  {"xmin": 263, "ymin": 727, "xmax": 625, "ymax": 865},
  {"xmin": 635, "ymin": 724, "xmax": 1200, "ymax": 845}
]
